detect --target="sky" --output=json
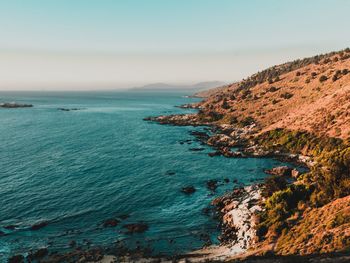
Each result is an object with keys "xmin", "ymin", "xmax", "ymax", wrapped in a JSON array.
[{"xmin": 0, "ymin": 0, "xmax": 350, "ymax": 90}]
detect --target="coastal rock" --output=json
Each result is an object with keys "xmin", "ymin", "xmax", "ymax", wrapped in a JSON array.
[
  {"xmin": 207, "ymin": 134, "xmax": 237, "ymax": 147},
  {"xmin": 212, "ymin": 184, "xmax": 263, "ymax": 253},
  {"xmin": 58, "ymin": 108, "xmax": 82, "ymax": 111},
  {"xmin": 8, "ymin": 255, "xmax": 25, "ymax": 263},
  {"xmin": 206, "ymin": 179, "xmax": 219, "ymax": 191},
  {"xmin": 30, "ymin": 221, "xmax": 48, "ymax": 231},
  {"xmin": 219, "ymin": 147, "xmax": 246, "ymax": 158},
  {"xmin": 176, "ymin": 103, "xmax": 198, "ymax": 109},
  {"xmin": 4, "ymin": 225, "xmax": 17, "ymax": 230},
  {"xmin": 189, "ymin": 147, "xmax": 205, "ymax": 151},
  {"xmin": 69, "ymin": 240, "xmax": 77, "ymax": 248},
  {"xmin": 189, "ymin": 130, "xmax": 210, "ymax": 142},
  {"xmin": 208, "ymin": 151, "xmax": 222, "ymax": 157},
  {"xmin": 0, "ymin": 102, "xmax": 33, "ymax": 108},
  {"xmin": 165, "ymin": 170, "xmax": 176, "ymax": 175},
  {"xmin": 181, "ymin": 186, "xmax": 196, "ymax": 194},
  {"xmin": 143, "ymin": 114, "xmax": 203, "ymax": 126},
  {"xmin": 123, "ymin": 223, "xmax": 149, "ymax": 234},
  {"xmin": 103, "ymin": 218, "xmax": 120, "ymax": 228},
  {"xmin": 27, "ymin": 248, "xmax": 48, "ymax": 261},
  {"xmin": 264, "ymin": 166, "xmax": 299, "ymax": 178}
]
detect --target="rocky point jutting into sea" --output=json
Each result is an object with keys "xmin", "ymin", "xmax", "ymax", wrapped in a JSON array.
[{"xmin": 143, "ymin": 48, "xmax": 350, "ymax": 262}]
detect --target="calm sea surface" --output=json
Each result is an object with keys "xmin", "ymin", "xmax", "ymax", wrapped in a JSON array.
[{"xmin": 0, "ymin": 90, "xmax": 287, "ymax": 259}]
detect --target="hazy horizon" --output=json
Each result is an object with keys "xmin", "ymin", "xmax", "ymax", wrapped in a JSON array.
[{"xmin": 1, "ymin": 0, "xmax": 350, "ymax": 90}]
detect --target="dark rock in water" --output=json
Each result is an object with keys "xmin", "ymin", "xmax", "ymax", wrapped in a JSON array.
[
  {"xmin": 58, "ymin": 108, "xmax": 81, "ymax": 111},
  {"xmin": 0, "ymin": 102, "xmax": 32, "ymax": 108},
  {"xmin": 189, "ymin": 131, "xmax": 209, "ymax": 141},
  {"xmin": 8, "ymin": 255, "xmax": 25, "ymax": 263},
  {"xmin": 165, "ymin": 170, "xmax": 176, "ymax": 176},
  {"xmin": 4, "ymin": 225, "xmax": 17, "ymax": 230},
  {"xmin": 232, "ymin": 178, "xmax": 238, "ymax": 183},
  {"xmin": 30, "ymin": 221, "xmax": 48, "ymax": 230},
  {"xmin": 264, "ymin": 166, "xmax": 299, "ymax": 178},
  {"xmin": 27, "ymin": 248, "xmax": 48, "ymax": 261},
  {"xmin": 69, "ymin": 240, "xmax": 77, "ymax": 248},
  {"xmin": 224, "ymin": 178, "xmax": 230, "ymax": 183},
  {"xmin": 199, "ymin": 233, "xmax": 212, "ymax": 247},
  {"xmin": 189, "ymin": 147, "xmax": 205, "ymax": 151},
  {"xmin": 103, "ymin": 218, "xmax": 120, "ymax": 227},
  {"xmin": 123, "ymin": 223, "xmax": 149, "ymax": 234},
  {"xmin": 208, "ymin": 151, "xmax": 221, "ymax": 157},
  {"xmin": 181, "ymin": 186, "xmax": 196, "ymax": 194},
  {"xmin": 206, "ymin": 179, "xmax": 218, "ymax": 191},
  {"xmin": 201, "ymin": 207, "xmax": 211, "ymax": 216},
  {"xmin": 118, "ymin": 214, "xmax": 130, "ymax": 220}
]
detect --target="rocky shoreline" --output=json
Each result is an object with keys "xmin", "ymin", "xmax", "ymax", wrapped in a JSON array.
[{"xmin": 144, "ymin": 111, "xmax": 313, "ymax": 261}]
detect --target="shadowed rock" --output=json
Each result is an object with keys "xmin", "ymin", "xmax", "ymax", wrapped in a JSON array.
[
  {"xmin": 181, "ymin": 186, "xmax": 196, "ymax": 194},
  {"xmin": 123, "ymin": 223, "xmax": 149, "ymax": 234},
  {"xmin": 30, "ymin": 221, "xmax": 48, "ymax": 231},
  {"xmin": 103, "ymin": 218, "xmax": 120, "ymax": 228}
]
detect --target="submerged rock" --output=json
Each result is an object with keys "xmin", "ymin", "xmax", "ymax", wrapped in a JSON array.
[
  {"xmin": 103, "ymin": 218, "xmax": 120, "ymax": 228},
  {"xmin": 206, "ymin": 179, "xmax": 218, "ymax": 191},
  {"xmin": 165, "ymin": 170, "xmax": 176, "ymax": 176},
  {"xmin": 4, "ymin": 225, "xmax": 17, "ymax": 230},
  {"xmin": 189, "ymin": 147, "xmax": 205, "ymax": 151},
  {"xmin": 208, "ymin": 151, "xmax": 222, "ymax": 157},
  {"xmin": 123, "ymin": 223, "xmax": 149, "ymax": 234},
  {"xmin": 181, "ymin": 186, "xmax": 196, "ymax": 194},
  {"xmin": 30, "ymin": 221, "xmax": 48, "ymax": 231},
  {"xmin": 58, "ymin": 108, "xmax": 82, "ymax": 111},
  {"xmin": 69, "ymin": 240, "xmax": 77, "ymax": 248},
  {"xmin": 27, "ymin": 248, "xmax": 48, "ymax": 261},
  {"xmin": 8, "ymin": 255, "xmax": 25, "ymax": 263}
]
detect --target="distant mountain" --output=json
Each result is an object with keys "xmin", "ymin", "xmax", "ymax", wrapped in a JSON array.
[{"xmin": 130, "ymin": 81, "xmax": 226, "ymax": 91}]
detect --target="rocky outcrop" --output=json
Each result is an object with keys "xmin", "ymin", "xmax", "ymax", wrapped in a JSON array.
[
  {"xmin": 181, "ymin": 186, "xmax": 196, "ymax": 194},
  {"xmin": 143, "ymin": 114, "xmax": 204, "ymax": 126},
  {"xmin": 212, "ymin": 184, "xmax": 263, "ymax": 254},
  {"xmin": 0, "ymin": 102, "xmax": 33, "ymax": 108},
  {"xmin": 264, "ymin": 166, "xmax": 300, "ymax": 178},
  {"xmin": 123, "ymin": 223, "xmax": 149, "ymax": 234},
  {"xmin": 30, "ymin": 221, "xmax": 48, "ymax": 231},
  {"xmin": 57, "ymin": 108, "xmax": 82, "ymax": 111},
  {"xmin": 103, "ymin": 218, "xmax": 120, "ymax": 228}
]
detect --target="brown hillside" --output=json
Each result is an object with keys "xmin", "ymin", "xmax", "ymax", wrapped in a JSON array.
[
  {"xmin": 275, "ymin": 195, "xmax": 350, "ymax": 255},
  {"xmin": 197, "ymin": 49, "xmax": 350, "ymax": 139}
]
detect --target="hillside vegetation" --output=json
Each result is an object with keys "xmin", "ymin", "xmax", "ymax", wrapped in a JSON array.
[
  {"xmin": 196, "ymin": 48, "xmax": 350, "ymax": 139},
  {"xmin": 190, "ymin": 49, "xmax": 350, "ymax": 256}
]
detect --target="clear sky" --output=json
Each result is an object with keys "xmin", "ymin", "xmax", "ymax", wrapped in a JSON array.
[{"xmin": 0, "ymin": 0, "xmax": 350, "ymax": 90}]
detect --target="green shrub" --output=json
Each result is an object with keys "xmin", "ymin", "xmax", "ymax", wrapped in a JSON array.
[{"xmin": 319, "ymin": 75, "xmax": 328, "ymax": 82}]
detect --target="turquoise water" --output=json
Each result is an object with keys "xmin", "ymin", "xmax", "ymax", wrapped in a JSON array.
[{"xmin": 0, "ymin": 91, "xmax": 285, "ymax": 259}]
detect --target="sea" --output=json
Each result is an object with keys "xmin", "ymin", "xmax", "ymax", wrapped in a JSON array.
[{"xmin": 0, "ymin": 90, "xmax": 288, "ymax": 260}]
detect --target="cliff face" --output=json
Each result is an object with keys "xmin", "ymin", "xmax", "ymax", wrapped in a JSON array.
[{"xmin": 196, "ymin": 49, "xmax": 350, "ymax": 139}]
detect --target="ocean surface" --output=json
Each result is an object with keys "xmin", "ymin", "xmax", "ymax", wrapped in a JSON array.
[{"xmin": 0, "ymin": 90, "xmax": 288, "ymax": 259}]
